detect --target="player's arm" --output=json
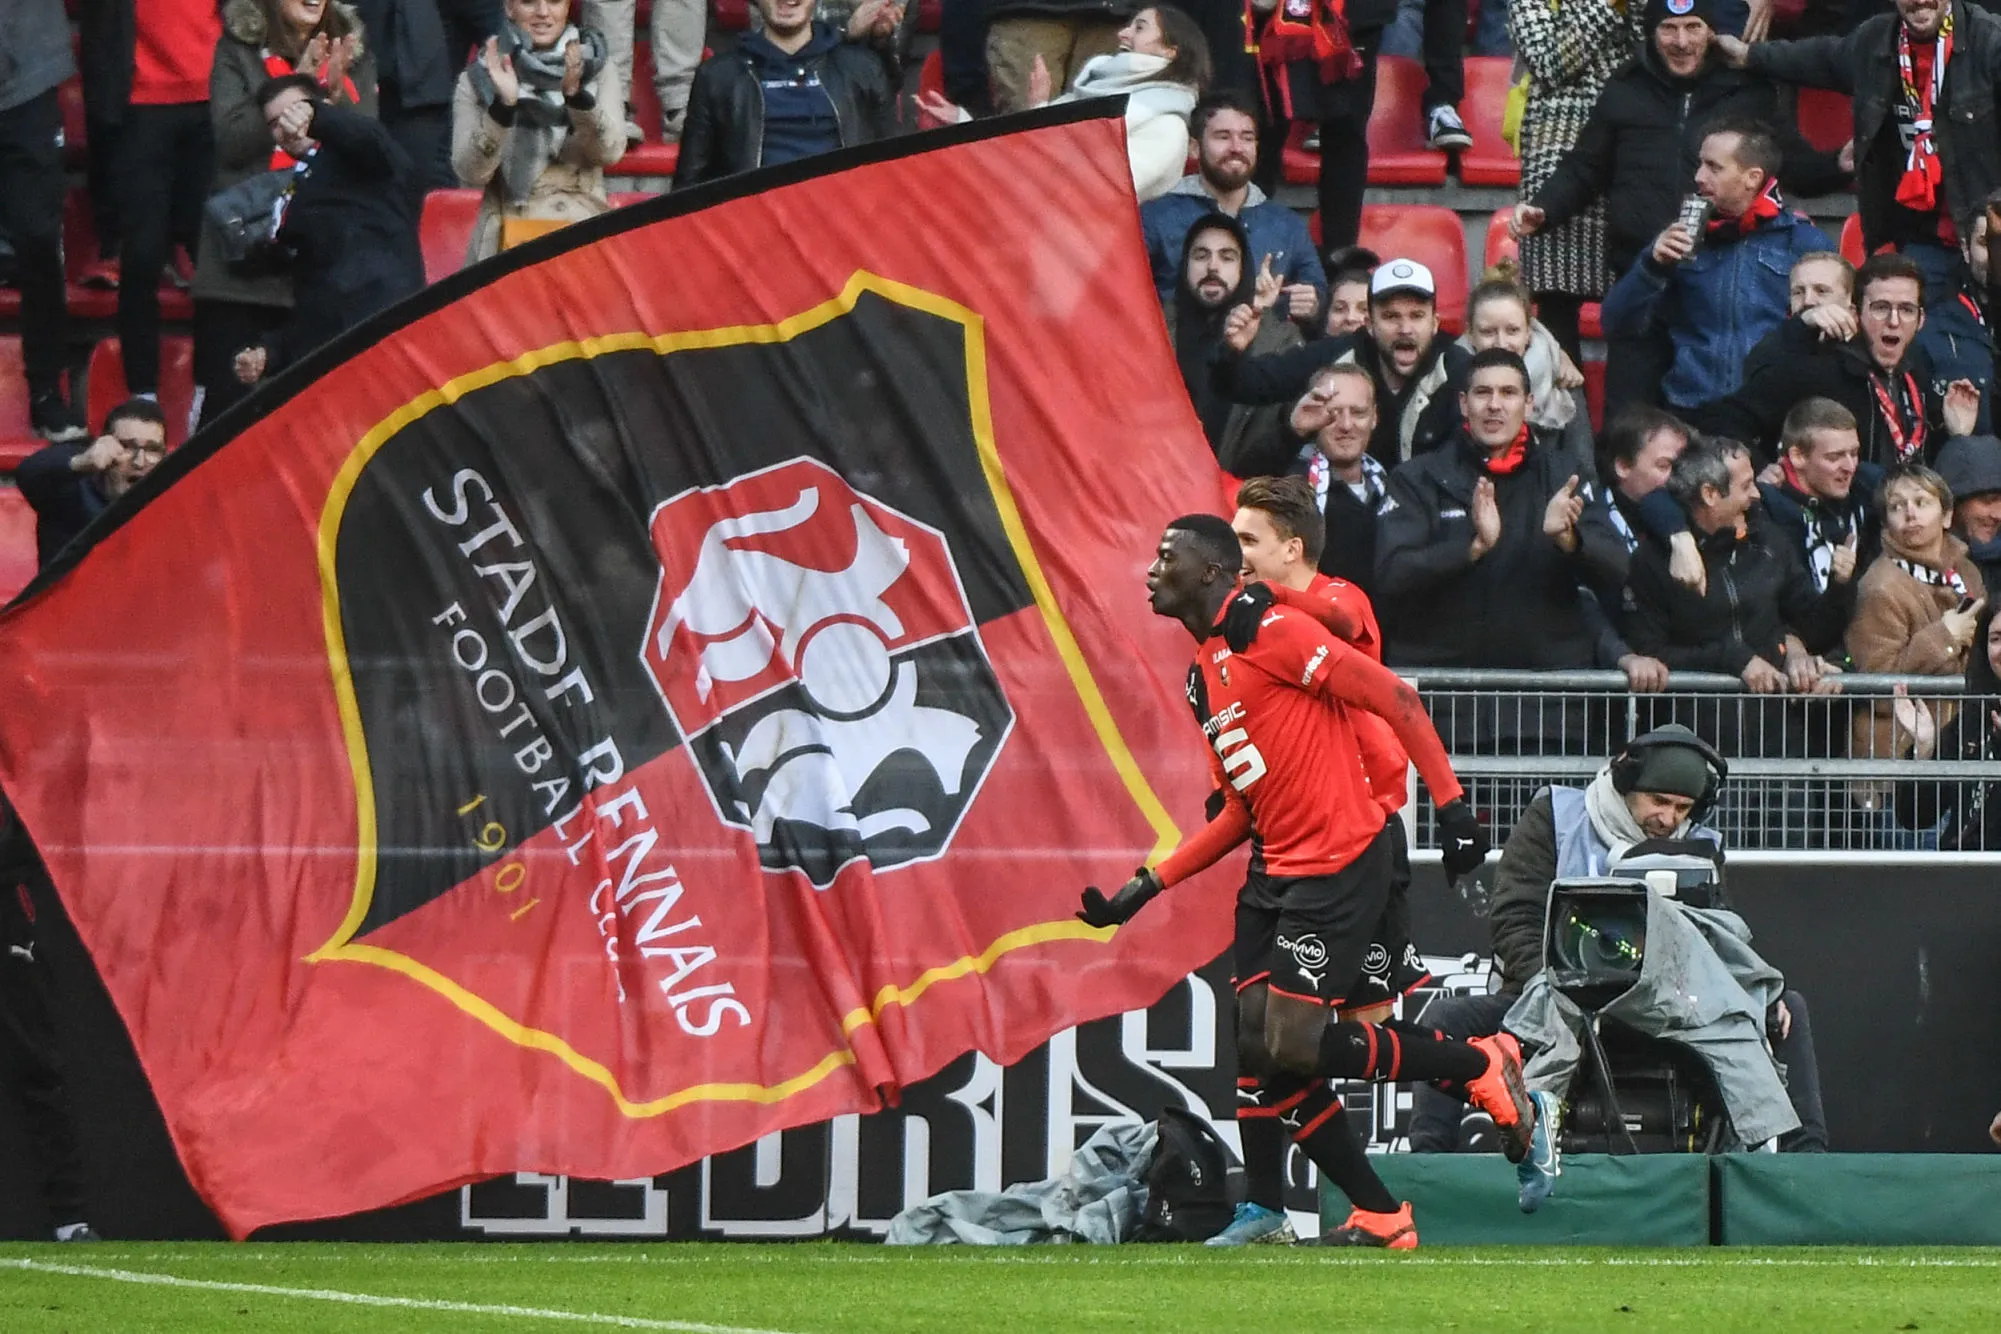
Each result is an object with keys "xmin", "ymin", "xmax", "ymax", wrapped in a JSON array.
[
  {"xmin": 1078, "ymin": 755, "xmax": 1253, "ymax": 927},
  {"xmin": 1266, "ymin": 580, "xmax": 1371, "ymax": 648}
]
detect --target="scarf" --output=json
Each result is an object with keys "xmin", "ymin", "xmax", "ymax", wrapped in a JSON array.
[
  {"xmin": 467, "ymin": 22, "xmax": 608, "ymax": 206},
  {"xmin": 261, "ymin": 52, "xmax": 360, "ymax": 170},
  {"xmin": 1869, "ymin": 367, "xmax": 1929, "ymax": 461},
  {"xmin": 1778, "ymin": 460, "xmax": 1861, "ymax": 591},
  {"xmin": 1307, "ymin": 449, "xmax": 1386, "ymax": 512},
  {"xmin": 1708, "ymin": 178, "xmax": 1786, "ymax": 238},
  {"xmin": 1584, "ymin": 770, "xmax": 1662, "ymax": 865},
  {"xmin": 1480, "ymin": 423, "xmax": 1532, "ymax": 475},
  {"xmin": 1892, "ymin": 553, "xmax": 1969, "ymax": 597},
  {"xmin": 1896, "ymin": 13, "xmax": 1953, "ymax": 213},
  {"xmin": 1255, "ymin": 0, "xmax": 1365, "ymax": 93}
]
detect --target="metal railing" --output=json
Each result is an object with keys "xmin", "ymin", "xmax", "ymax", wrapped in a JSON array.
[{"xmin": 1404, "ymin": 671, "xmax": 2001, "ymax": 854}]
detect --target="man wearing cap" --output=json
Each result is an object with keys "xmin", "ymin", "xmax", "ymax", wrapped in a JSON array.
[
  {"xmin": 1937, "ymin": 433, "xmax": 2001, "ymax": 590},
  {"xmin": 1373, "ymin": 348, "xmax": 1626, "ymax": 669},
  {"xmin": 1211, "ymin": 256, "xmax": 1447, "ymax": 471},
  {"xmin": 1602, "ymin": 117, "xmax": 1836, "ymax": 412},
  {"xmin": 1719, "ymin": 0, "xmax": 2001, "ymax": 413},
  {"xmin": 1408, "ymin": 726, "xmax": 1828, "ymax": 1204},
  {"xmin": 1513, "ymin": 0, "xmax": 1845, "ymax": 415}
]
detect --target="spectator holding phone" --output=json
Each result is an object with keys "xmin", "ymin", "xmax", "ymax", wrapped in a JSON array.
[{"xmin": 1849, "ymin": 464, "xmax": 1987, "ymax": 755}]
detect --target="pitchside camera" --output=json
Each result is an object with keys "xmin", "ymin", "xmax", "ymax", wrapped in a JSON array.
[{"xmin": 1542, "ymin": 843, "xmax": 1725, "ymax": 1005}]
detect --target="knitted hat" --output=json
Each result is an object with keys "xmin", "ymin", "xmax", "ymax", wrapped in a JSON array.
[
  {"xmin": 1628, "ymin": 726, "xmax": 1715, "ymax": 800},
  {"xmin": 1644, "ymin": 0, "xmax": 1716, "ymax": 31}
]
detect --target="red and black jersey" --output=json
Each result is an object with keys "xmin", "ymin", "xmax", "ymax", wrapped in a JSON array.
[
  {"xmin": 1274, "ymin": 574, "xmax": 1409, "ymax": 817},
  {"xmin": 1154, "ymin": 600, "xmax": 1463, "ymax": 886}
]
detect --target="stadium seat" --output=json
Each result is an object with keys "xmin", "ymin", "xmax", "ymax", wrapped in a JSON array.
[
  {"xmin": 420, "ymin": 189, "xmax": 483, "ymax": 283},
  {"xmin": 1840, "ymin": 212, "xmax": 1866, "ymax": 267},
  {"xmin": 1483, "ymin": 208, "xmax": 1518, "ymax": 271},
  {"xmin": 607, "ymin": 192, "xmax": 654, "ymax": 209},
  {"xmin": 0, "ymin": 487, "xmax": 38, "ymax": 605},
  {"xmin": 61, "ymin": 191, "xmax": 193, "ymax": 322},
  {"xmin": 1581, "ymin": 302, "xmax": 1602, "ymax": 340},
  {"xmin": 1356, "ymin": 205, "xmax": 1469, "ymax": 331},
  {"xmin": 608, "ymin": 41, "xmax": 683, "ymax": 178},
  {"xmin": 1583, "ymin": 358, "xmax": 1606, "ymax": 433},
  {"xmin": 0, "ymin": 339, "xmax": 43, "ymax": 473},
  {"xmin": 712, "ymin": 0, "xmax": 751, "ymax": 30},
  {"xmin": 1457, "ymin": 57, "xmax": 1521, "ymax": 187},
  {"xmin": 1796, "ymin": 87, "xmax": 1852, "ymax": 155},
  {"xmin": 918, "ymin": 0, "xmax": 941, "ymax": 32},
  {"xmin": 1283, "ymin": 58, "xmax": 1449, "ymax": 187},
  {"xmin": 86, "ymin": 338, "xmax": 198, "ymax": 448}
]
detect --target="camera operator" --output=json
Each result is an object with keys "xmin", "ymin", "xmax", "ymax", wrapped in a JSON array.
[{"xmin": 1409, "ymin": 726, "xmax": 1826, "ymax": 1206}]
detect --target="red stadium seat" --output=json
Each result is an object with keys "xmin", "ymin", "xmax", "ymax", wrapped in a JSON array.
[
  {"xmin": 1355, "ymin": 204, "xmax": 1469, "ymax": 331},
  {"xmin": 1483, "ymin": 208, "xmax": 1518, "ymax": 271},
  {"xmin": 609, "ymin": 41, "xmax": 684, "ymax": 178},
  {"xmin": 60, "ymin": 191, "xmax": 193, "ymax": 321},
  {"xmin": 918, "ymin": 0, "xmax": 941, "ymax": 32},
  {"xmin": 420, "ymin": 189, "xmax": 483, "ymax": 283},
  {"xmin": 1365, "ymin": 57, "xmax": 1449, "ymax": 186},
  {"xmin": 0, "ymin": 339, "xmax": 42, "ymax": 473},
  {"xmin": 1581, "ymin": 302, "xmax": 1602, "ymax": 340},
  {"xmin": 0, "ymin": 487, "xmax": 39, "ymax": 605},
  {"xmin": 917, "ymin": 48, "xmax": 956, "ymax": 129},
  {"xmin": 1797, "ymin": 87, "xmax": 1852, "ymax": 155},
  {"xmin": 607, "ymin": 191, "xmax": 655, "ymax": 209},
  {"xmin": 1583, "ymin": 359, "xmax": 1606, "ymax": 433},
  {"xmin": 1282, "ymin": 58, "xmax": 1449, "ymax": 187},
  {"xmin": 1840, "ymin": 212, "xmax": 1866, "ymax": 267},
  {"xmin": 1458, "ymin": 57, "xmax": 1520, "ymax": 187},
  {"xmin": 712, "ymin": 0, "xmax": 751, "ymax": 30},
  {"xmin": 86, "ymin": 338, "xmax": 198, "ymax": 448}
]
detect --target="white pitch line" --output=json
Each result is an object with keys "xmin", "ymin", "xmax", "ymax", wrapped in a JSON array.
[{"xmin": 0, "ymin": 1257, "xmax": 807, "ymax": 1333}]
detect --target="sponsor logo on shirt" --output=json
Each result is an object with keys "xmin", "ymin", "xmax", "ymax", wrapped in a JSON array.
[{"xmin": 1301, "ymin": 643, "xmax": 1328, "ymax": 685}]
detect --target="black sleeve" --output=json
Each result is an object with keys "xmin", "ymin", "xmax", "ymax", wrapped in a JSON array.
[
  {"xmin": 1626, "ymin": 545, "xmax": 1756, "ymax": 673},
  {"xmin": 1779, "ymin": 542, "xmax": 1852, "ymax": 653},
  {"xmin": 673, "ymin": 63, "xmax": 720, "ymax": 188},
  {"xmin": 1209, "ymin": 335, "xmax": 1345, "ymax": 406},
  {"xmin": 14, "ymin": 444, "xmax": 88, "ymax": 522},
  {"xmin": 1490, "ymin": 789, "xmax": 1558, "ymax": 988},
  {"xmin": 1532, "ymin": 97, "xmax": 1618, "ymax": 228},
  {"xmin": 309, "ymin": 103, "xmax": 406, "ymax": 179}
]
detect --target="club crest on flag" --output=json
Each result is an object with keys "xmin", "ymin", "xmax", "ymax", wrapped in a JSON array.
[{"xmin": 643, "ymin": 458, "xmax": 1012, "ymax": 885}]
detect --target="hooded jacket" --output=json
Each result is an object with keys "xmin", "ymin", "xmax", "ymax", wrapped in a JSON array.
[
  {"xmin": 673, "ymin": 20, "xmax": 896, "ymax": 188},
  {"xmin": 1140, "ymin": 175, "xmax": 1327, "ymax": 305},
  {"xmin": 1691, "ymin": 314, "xmax": 1953, "ymax": 467},
  {"xmin": 195, "ymin": 0, "xmax": 379, "ymax": 309},
  {"xmin": 1601, "ymin": 203, "xmax": 1834, "ymax": 409},
  {"xmin": 1746, "ymin": 0, "xmax": 2001, "ymax": 253},
  {"xmin": 1160, "ymin": 211, "xmax": 1302, "ymax": 471},
  {"xmin": 1530, "ymin": 38, "xmax": 1847, "ymax": 278},
  {"xmin": 1374, "ymin": 427, "xmax": 1626, "ymax": 667}
]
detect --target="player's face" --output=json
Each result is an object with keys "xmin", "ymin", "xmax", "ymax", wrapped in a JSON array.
[
  {"xmin": 1145, "ymin": 530, "xmax": 1212, "ymax": 617},
  {"xmin": 1628, "ymin": 790, "xmax": 1696, "ymax": 838},
  {"xmin": 1232, "ymin": 506, "xmax": 1300, "ymax": 583}
]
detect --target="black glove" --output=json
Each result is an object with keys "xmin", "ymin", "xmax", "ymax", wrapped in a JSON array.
[
  {"xmin": 1437, "ymin": 799, "xmax": 1490, "ymax": 882},
  {"xmin": 1204, "ymin": 788, "xmax": 1227, "ymax": 821},
  {"xmin": 1220, "ymin": 582, "xmax": 1276, "ymax": 654},
  {"xmin": 1077, "ymin": 868, "xmax": 1163, "ymax": 928}
]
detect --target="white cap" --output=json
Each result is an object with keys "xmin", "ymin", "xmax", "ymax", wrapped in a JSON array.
[{"xmin": 1370, "ymin": 258, "xmax": 1436, "ymax": 302}]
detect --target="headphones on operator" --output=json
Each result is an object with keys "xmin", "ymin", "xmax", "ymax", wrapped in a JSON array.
[{"xmin": 1607, "ymin": 727, "xmax": 1729, "ymax": 823}]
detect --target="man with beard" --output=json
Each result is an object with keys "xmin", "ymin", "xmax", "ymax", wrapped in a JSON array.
[
  {"xmin": 1142, "ymin": 90, "xmax": 1324, "ymax": 324},
  {"xmin": 1211, "ymin": 258, "xmax": 1447, "ymax": 470},
  {"xmin": 1601, "ymin": 118, "xmax": 1835, "ymax": 413},
  {"xmin": 1694, "ymin": 253, "xmax": 1980, "ymax": 464},
  {"xmin": 1165, "ymin": 213, "xmax": 1302, "ymax": 471},
  {"xmin": 1374, "ymin": 348, "xmax": 1627, "ymax": 668},
  {"xmin": 1281, "ymin": 364, "xmax": 1388, "ymax": 592},
  {"xmin": 1078, "ymin": 513, "xmax": 1530, "ymax": 1249},
  {"xmin": 1937, "ymin": 433, "xmax": 2001, "ymax": 590},
  {"xmin": 1511, "ymin": 0, "xmax": 1844, "ymax": 414},
  {"xmin": 1720, "ymin": 0, "xmax": 2001, "ymax": 416}
]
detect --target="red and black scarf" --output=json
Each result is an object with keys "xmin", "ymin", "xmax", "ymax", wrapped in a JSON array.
[
  {"xmin": 1252, "ymin": 0, "xmax": 1364, "ymax": 91},
  {"xmin": 1709, "ymin": 178, "xmax": 1787, "ymax": 238},
  {"xmin": 1870, "ymin": 368, "xmax": 1930, "ymax": 461},
  {"xmin": 1481, "ymin": 423, "xmax": 1532, "ymax": 475},
  {"xmin": 1895, "ymin": 12, "xmax": 1954, "ymax": 213}
]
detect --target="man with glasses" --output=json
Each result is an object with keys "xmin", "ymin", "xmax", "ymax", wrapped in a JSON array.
[
  {"xmin": 1695, "ymin": 252, "xmax": 1980, "ymax": 467},
  {"xmin": 16, "ymin": 398, "xmax": 169, "ymax": 570}
]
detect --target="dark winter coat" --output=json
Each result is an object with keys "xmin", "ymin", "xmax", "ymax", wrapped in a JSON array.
[
  {"xmin": 1374, "ymin": 428, "xmax": 1627, "ymax": 667},
  {"xmin": 1161, "ymin": 213, "xmax": 1303, "ymax": 471},
  {"xmin": 1625, "ymin": 510, "xmax": 1849, "ymax": 674},
  {"xmin": 673, "ymin": 23, "xmax": 897, "ymax": 188},
  {"xmin": 1489, "ymin": 787, "xmax": 1563, "ymax": 990},
  {"xmin": 1746, "ymin": 0, "xmax": 2001, "ymax": 251},
  {"xmin": 264, "ymin": 103, "xmax": 423, "ymax": 370},
  {"xmin": 1531, "ymin": 46, "xmax": 1847, "ymax": 277},
  {"xmin": 1690, "ymin": 315, "xmax": 1952, "ymax": 468},
  {"xmin": 15, "ymin": 444, "xmax": 112, "ymax": 570}
]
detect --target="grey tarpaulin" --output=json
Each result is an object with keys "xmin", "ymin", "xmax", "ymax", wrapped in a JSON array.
[
  {"xmin": 884, "ymin": 1121, "xmax": 1156, "ymax": 1245},
  {"xmin": 1504, "ymin": 890, "xmax": 1801, "ymax": 1147}
]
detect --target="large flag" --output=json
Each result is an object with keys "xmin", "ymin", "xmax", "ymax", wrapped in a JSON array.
[{"xmin": 0, "ymin": 103, "xmax": 1241, "ymax": 1236}]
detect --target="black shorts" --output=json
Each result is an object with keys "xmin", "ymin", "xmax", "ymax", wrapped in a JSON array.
[{"xmin": 1233, "ymin": 820, "xmax": 1430, "ymax": 1009}]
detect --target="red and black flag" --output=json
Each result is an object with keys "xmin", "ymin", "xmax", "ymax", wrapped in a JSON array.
[{"xmin": 0, "ymin": 103, "xmax": 1242, "ymax": 1235}]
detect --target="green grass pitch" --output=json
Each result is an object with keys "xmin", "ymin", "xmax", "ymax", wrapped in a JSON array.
[{"xmin": 4, "ymin": 1243, "xmax": 2000, "ymax": 1332}]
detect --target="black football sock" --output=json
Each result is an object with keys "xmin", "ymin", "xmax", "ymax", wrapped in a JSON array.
[
  {"xmin": 1316, "ymin": 1020, "xmax": 1488, "ymax": 1085},
  {"xmin": 1237, "ymin": 1076, "xmax": 1286, "ymax": 1212},
  {"xmin": 1386, "ymin": 1019, "xmax": 1474, "ymax": 1099},
  {"xmin": 1268, "ymin": 1074, "xmax": 1398, "ymax": 1215}
]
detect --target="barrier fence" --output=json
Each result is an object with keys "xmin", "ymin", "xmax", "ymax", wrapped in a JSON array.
[{"xmin": 1404, "ymin": 671, "xmax": 2001, "ymax": 854}]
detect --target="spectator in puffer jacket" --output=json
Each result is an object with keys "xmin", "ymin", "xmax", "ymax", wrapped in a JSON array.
[
  {"xmin": 1602, "ymin": 116, "xmax": 1834, "ymax": 413},
  {"xmin": 1140, "ymin": 89, "xmax": 1324, "ymax": 320},
  {"xmin": 452, "ymin": 0, "xmax": 624, "ymax": 261}
]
